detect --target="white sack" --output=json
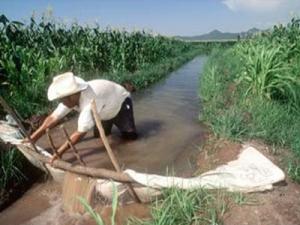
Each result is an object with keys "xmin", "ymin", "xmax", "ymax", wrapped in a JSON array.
[{"xmin": 125, "ymin": 146, "xmax": 285, "ymax": 192}]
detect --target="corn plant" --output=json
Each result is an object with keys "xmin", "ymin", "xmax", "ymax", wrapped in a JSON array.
[
  {"xmin": 0, "ymin": 14, "xmax": 210, "ymax": 118},
  {"xmin": 233, "ymin": 18, "xmax": 300, "ymax": 108},
  {"xmin": 236, "ymin": 41, "xmax": 297, "ymax": 102}
]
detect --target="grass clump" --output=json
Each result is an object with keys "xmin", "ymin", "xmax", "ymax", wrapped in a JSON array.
[
  {"xmin": 78, "ymin": 182, "xmax": 118, "ymax": 225},
  {"xmin": 129, "ymin": 188, "xmax": 227, "ymax": 225},
  {"xmin": 200, "ymin": 18, "xmax": 300, "ymax": 182},
  {"xmin": 0, "ymin": 148, "xmax": 25, "ymax": 189}
]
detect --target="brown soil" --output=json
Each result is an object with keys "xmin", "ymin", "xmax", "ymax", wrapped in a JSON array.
[
  {"xmin": 196, "ymin": 137, "xmax": 300, "ymax": 225},
  {"xmin": 195, "ymin": 135, "xmax": 241, "ymax": 174}
]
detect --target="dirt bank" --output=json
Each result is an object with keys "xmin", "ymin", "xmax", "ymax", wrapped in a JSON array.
[{"xmin": 197, "ymin": 136, "xmax": 300, "ymax": 225}]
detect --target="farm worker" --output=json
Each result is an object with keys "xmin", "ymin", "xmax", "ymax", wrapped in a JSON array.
[{"xmin": 25, "ymin": 72, "xmax": 137, "ymax": 163}]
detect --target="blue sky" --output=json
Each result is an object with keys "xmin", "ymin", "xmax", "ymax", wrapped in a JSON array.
[{"xmin": 1, "ymin": 0, "xmax": 300, "ymax": 36}]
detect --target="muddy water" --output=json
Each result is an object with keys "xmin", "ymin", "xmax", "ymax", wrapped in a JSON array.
[{"xmin": 0, "ymin": 56, "xmax": 207, "ymax": 225}]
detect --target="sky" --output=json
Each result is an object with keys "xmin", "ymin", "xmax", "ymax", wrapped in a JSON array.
[{"xmin": 1, "ymin": 0, "xmax": 300, "ymax": 36}]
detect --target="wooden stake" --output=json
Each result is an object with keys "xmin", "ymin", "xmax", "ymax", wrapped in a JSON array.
[
  {"xmin": 46, "ymin": 128, "xmax": 60, "ymax": 158},
  {"xmin": 61, "ymin": 126, "xmax": 86, "ymax": 166},
  {"xmin": 91, "ymin": 100, "xmax": 141, "ymax": 203}
]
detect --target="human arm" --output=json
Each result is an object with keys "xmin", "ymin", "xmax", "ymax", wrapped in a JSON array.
[
  {"xmin": 49, "ymin": 104, "xmax": 94, "ymax": 164},
  {"xmin": 23, "ymin": 103, "xmax": 72, "ymax": 143},
  {"xmin": 28, "ymin": 115, "xmax": 59, "ymax": 143}
]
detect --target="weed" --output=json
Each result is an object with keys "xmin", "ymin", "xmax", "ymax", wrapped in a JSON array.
[
  {"xmin": 78, "ymin": 181, "xmax": 118, "ymax": 225},
  {"xmin": 0, "ymin": 148, "xmax": 25, "ymax": 189},
  {"xmin": 287, "ymin": 160, "xmax": 300, "ymax": 183},
  {"xmin": 129, "ymin": 188, "xmax": 226, "ymax": 225},
  {"xmin": 230, "ymin": 192, "xmax": 258, "ymax": 206}
]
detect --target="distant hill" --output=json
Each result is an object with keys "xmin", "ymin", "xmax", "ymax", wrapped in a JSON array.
[{"xmin": 176, "ymin": 28, "xmax": 260, "ymax": 41}]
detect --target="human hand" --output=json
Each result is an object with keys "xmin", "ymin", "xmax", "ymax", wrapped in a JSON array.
[
  {"xmin": 21, "ymin": 138, "xmax": 30, "ymax": 144},
  {"xmin": 49, "ymin": 154, "xmax": 58, "ymax": 166}
]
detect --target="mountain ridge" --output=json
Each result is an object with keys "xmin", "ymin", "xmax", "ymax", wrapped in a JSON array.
[{"xmin": 176, "ymin": 28, "xmax": 260, "ymax": 41}]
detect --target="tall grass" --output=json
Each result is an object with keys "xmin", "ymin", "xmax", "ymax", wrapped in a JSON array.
[
  {"xmin": 0, "ymin": 148, "xmax": 25, "ymax": 189},
  {"xmin": 200, "ymin": 18, "xmax": 300, "ymax": 182},
  {"xmin": 235, "ymin": 39, "xmax": 298, "ymax": 106}
]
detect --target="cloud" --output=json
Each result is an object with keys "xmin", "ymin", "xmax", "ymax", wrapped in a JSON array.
[{"xmin": 222, "ymin": 0, "xmax": 284, "ymax": 12}]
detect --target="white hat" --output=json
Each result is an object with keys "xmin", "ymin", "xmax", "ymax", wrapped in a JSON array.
[{"xmin": 47, "ymin": 72, "xmax": 88, "ymax": 101}]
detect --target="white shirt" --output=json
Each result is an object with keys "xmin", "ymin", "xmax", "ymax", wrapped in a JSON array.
[{"xmin": 51, "ymin": 79, "xmax": 130, "ymax": 132}]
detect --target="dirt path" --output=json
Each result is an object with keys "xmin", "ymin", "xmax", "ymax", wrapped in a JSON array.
[{"xmin": 224, "ymin": 180, "xmax": 300, "ymax": 225}]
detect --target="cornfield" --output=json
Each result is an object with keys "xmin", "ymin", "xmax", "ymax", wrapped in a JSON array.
[{"xmin": 0, "ymin": 14, "xmax": 203, "ymax": 117}]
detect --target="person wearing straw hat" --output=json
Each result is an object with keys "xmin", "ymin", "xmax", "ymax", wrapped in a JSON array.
[{"xmin": 25, "ymin": 72, "xmax": 137, "ymax": 163}]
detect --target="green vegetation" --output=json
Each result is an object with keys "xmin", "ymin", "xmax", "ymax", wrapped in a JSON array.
[
  {"xmin": 129, "ymin": 188, "xmax": 227, "ymax": 225},
  {"xmin": 0, "ymin": 14, "xmax": 215, "ymax": 118},
  {"xmin": 80, "ymin": 186, "xmax": 259, "ymax": 225},
  {"xmin": 80, "ymin": 186, "xmax": 243, "ymax": 225},
  {"xmin": 0, "ymin": 148, "xmax": 25, "ymax": 189},
  {"xmin": 200, "ymin": 18, "xmax": 300, "ymax": 182},
  {"xmin": 78, "ymin": 182, "xmax": 118, "ymax": 225}
]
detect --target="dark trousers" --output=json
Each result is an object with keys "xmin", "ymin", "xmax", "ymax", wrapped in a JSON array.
[{"xmin": 93, "ymin": 97, "xmax": 137, "ymax": 140}]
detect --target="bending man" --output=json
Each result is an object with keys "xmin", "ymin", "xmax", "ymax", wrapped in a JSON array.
[{"xmin": 26, "ymin": 72, "xmax": 137, "ymax": 163}]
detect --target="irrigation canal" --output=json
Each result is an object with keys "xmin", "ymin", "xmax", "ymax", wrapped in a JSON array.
[{"xmin": 0, "ymin": 56, "xmax": 207, "ymax": 225}]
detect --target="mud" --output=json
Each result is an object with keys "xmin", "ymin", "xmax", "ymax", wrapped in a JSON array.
[
  {"xmin": 195, "ymin": 136, "xmax": 241, "ymax": 174},
  {"xmin": 224, "ymin": 181, "xmax": 300, "ymax": 225},
  {"xmin": 0, "ymin": 57, "xmax": 207, "ymax": 224},
  {"xmin": 0, "ymin": 179, "xmax": 150, "ymax": 225},
  {"xmin": 0, "ymin": 180, "xmax": 61, "ymax": 225}
]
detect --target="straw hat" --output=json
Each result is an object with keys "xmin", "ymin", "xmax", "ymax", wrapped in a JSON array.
[{"xmin": 47, "ymin": 72, "xmax": 88, "ymax": 101}]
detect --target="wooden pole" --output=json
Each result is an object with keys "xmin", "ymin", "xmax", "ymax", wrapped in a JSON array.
[
  {"xmin": 91, "ymin": 100, "xmax": 141, "ymax": 203},
  {"xmin": 46, "ymin": 128, "xmax": 60, "ymax": 158},
  {"xmin": 61, "ymin": 125, "xmax": 86, "ymax": 166},
  {"xmin": 18, "ymin": 144, "xmax": 134, "ymax": 182}
]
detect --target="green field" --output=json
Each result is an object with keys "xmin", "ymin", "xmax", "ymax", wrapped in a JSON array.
[{"xmin": 0, "ymin": 14, "xmax": 219, "ymax": 118}]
